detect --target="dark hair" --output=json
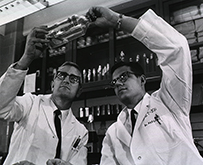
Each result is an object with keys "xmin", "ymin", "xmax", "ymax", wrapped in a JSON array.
[
  {"xmin": 111, "ymin": 61, "xmax": 145, "ymax": 76},
  {"xmin": 59, "ymin": 61, "xmax": 82, "ymax": 75}
]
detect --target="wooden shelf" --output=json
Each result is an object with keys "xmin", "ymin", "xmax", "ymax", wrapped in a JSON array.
[
  {"xmin": 78, "ymin": 115, "xmax": 117, "ymax": 122},
  {"xmin": 191, "ymin": 104, "xmax": 203, "ymax": 113}
]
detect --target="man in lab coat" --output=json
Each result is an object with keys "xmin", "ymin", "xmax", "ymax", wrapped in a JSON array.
[
  {"xmin": 85, "ymin": 6, "xmax": 203, "ymax": 165},
  {"xmin": 0, "ymin": 26, "xmax": 88, "ymax": 165}
]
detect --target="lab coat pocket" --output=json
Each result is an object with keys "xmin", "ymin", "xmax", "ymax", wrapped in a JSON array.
[
  {"xmin": 28, "ymin": 124, "xmax": 58, "ymax": 162},
  {"xmin": 146, "ymin": 114, "xmax": 182, "ymax": 154}
]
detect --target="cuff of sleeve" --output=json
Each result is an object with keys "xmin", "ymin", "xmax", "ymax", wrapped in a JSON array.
[
  {"xmin": 10, "ymin": 63, "xmax": 29, "ymax": 73},
  {"xmin": 2, "ymin": 63, "xmax": 28, "ymax": 80},
  {"xmin": 131, "ymin": 18, "xmax": 152, "ymax": 42}
]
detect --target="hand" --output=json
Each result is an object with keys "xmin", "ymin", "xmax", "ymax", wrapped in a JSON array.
[
  {"xmin": 24, "ymin": 26, "xmax": 49, "ymax": 59},
  {"xmin": 15, "ymin": 26, "xmax": 49, "ymax": 70},
  {"xmin": 86, "ymin": 6, "xmax": 119, "ymax": 29},
  {"xmin": 46, "ymin": 158, "xmax": 68, "ymax": 165},
  {"xmin": 12, "ymin": 160, "xmax": 35, "ymax": 165}
]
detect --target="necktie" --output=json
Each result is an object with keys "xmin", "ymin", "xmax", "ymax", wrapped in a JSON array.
[
  {"xmin": 131, "ymin": 109, "xmax": 137, "ymax": 134},
  {"xmin": 54, "ymin": 110, "xmax": 61, "ymax": 158}
]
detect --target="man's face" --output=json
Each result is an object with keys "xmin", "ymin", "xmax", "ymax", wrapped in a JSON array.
[
  {"xmin": 52, "ymin": 65, "xmax": 81, "ymax": 100},
  {"xmin": 112, "ymin": 66, "xmax": 144, "ymax": 104}
]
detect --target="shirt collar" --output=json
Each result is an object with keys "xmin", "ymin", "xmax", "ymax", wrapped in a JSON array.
[
  {"xmin": 48, "ymin": 94, "xmax": 71, "ymax": 122},
  {"xmin": 127, "ymin": 93, "xmax": 148, "ymax": 116},
  {"xmin": 61, "ymin": 109, "xmax": 70, "ymax": 121}
]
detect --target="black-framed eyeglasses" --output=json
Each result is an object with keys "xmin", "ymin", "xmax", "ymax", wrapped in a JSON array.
[
  {"xmin": 111, "ymin": 71, "xmax": 136, "ymax": 88},
  {"xmin": 56, "ymin": 71, "xmax": 81, "ymax": 84}
]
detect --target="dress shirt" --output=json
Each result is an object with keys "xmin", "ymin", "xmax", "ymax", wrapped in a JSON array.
[{"xmin": 127, "ymin": 100, "xmax": 142, "ymax": 135}]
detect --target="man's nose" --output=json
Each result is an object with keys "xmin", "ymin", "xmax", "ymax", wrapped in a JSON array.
[
  {"xmin": 62, "ymin": 76, "xmax": 70, "ymax": 83},
  {"xmin": 115, "ymin": 79, "xmax": 124, "ymax": 87}
]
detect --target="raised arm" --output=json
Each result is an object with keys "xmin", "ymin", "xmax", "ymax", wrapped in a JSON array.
[
  {"xmin": 15, "ymin": 26, "xmax": 49, "ymax": 70},
  {"xmin": 0, "ymin": 27, "xmax": 49, "ymax": 120},
  {"xmin": 131, "ymin": 10, "xmax": 192, "ymax": 116},
  {"xmin": 87, "ymin": 7, "xmax": 192, "ymax": 116}
]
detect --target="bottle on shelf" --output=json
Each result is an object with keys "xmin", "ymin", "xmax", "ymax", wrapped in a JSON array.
[
  {"xmin": 86, "ymin": 113, "xmax": 98, "ymax": 153},
  {"xmin": 82, "ymin": 69, "xmax": 87, "ymax": 83},
  {"xmin": 106, "ymin": 63, "xmax": 110, "ymax": 79},
  {"xmin": 79, "ymin": 107, "xmax": 84, "ymax": 118},
  {"xmin": 97, "ymin": 65, "xmax": 102, "ymax": 81},
  {"xmin": 119, "ymin": 51, "xmax": 125, "ymax": 62},
  {"xmin": 92, "ymin": 68, "xmax": 96, "ymax": 81},
  {"xmin": 102, "ymin": 66, "xmax": 107, "ymax": 80},
  {"xmin": 87, "ymin": 69, "xmax": 92, "ymax": 82}
]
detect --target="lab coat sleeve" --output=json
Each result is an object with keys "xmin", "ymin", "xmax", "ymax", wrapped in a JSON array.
[
  {"xmin": 131, "ymin": 9, "xmax": 192, "ymax": 116},
  {"xmin": 0, "ymin": 63, "xmax": 34, "ymax": 121},
  {"xmin": 100, "ymin": 132, "xmax": 119, "ymax": 165}
]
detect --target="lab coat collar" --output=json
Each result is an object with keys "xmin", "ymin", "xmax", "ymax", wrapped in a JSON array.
[
  {"xmin": 63, "ymin": 109, "xmax": 76, "ymax": 136},
  {"xmin": 116, "ymin": 93, "xmax": 150, "ymax": 146},
  {"xmin": 40, "ymin": 94, "xmax": 76, "ymax": 137},
  {"xmin": 41, "ymin": 94, "xmax": 57, "ymax": 136},
  {"xmin": 116, "ymin": 108, "xmax": 131, "ymax": 147},
  {"xmin": 134, "ymin": 93, "xmax": 150, "ymax": 131}
]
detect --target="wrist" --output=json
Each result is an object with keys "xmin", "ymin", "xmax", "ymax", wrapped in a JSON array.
[
  {"xmin": 116, "ymin": 14, "xmax": 123, "ymax": 30},
  {"xmin": 14, "ymin": 62, "xmax": 28, "ymax": 70},
  {"xmin": 14, "ymin": 55, "xmax": 33, "ymax": 70}
]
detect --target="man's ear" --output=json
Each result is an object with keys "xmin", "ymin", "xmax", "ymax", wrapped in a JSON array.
[
  {"xmin": 51, "ymin": 80, "xmax": 54, "ymax": 92},
  {"xmin": 76, "ymin": 85, "xmax": 83, "ymax": 98},
  {"xmin": 140, "ymin": 75, "xmax": 146, "ymax": 85}
]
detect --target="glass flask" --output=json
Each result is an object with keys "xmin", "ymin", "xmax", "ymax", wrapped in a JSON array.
[{"xmin": 46, "ymin": 15, "xmax": 90, "ymax": 49}]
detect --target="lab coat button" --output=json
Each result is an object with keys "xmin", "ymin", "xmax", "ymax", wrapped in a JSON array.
[{"xmin": 138, "ymin": 156, "xmax": 142, "ymax": 160}]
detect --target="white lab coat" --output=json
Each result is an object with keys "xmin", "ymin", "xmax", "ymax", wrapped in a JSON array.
[
  {"xmin": 0, "ymin": 65, "xmax": 88, "ymax": 165},
  {"xmin": 100, "ymin": 9, "xmax": 203, "ymax": 165}
]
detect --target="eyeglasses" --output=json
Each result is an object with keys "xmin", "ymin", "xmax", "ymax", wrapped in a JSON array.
[
  {"xmin": 111, "ymin": 71, "xmax": 135, "ymax": 88},
  {"xmin": 56, "ymin": 71, "xmax": 81, "ymax": 84}
]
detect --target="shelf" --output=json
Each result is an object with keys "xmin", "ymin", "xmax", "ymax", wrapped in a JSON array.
[
  {"xmin": 76, "ymin": 40, "xmax": 109, "ymax": 52},
  {"xmin": 78, "ymin": 115, "xmax": 117, "ymax": 122},
  {"xmin": 193, "ymin": 63, "xmax": 203, "ymax": 84},
  {"xmin": 191, "ymin": 104, "xmax": 203, "ymax": 113},
  {"xmin": 81, "ymin": 79, "xmax": 111, "ymax": 92},
  {"xmin": 77, "ymin": 61, "xmax": 202, "ymax": 99},
  {"xmin": 76, "ymin": 74, "xmax": 162, "ymax": 100},
  {"xmin": 77, "ymin": 86, "xmax": 114, "ymax": 101},
  {"xmin": 190, "ymin": 41, "xmax": 203, "ymax": 49},
  {"xmin": 77, "ymin": 80, "xmax": 113, "ymax": 100}
]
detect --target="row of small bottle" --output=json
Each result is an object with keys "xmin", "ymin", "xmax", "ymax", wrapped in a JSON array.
[
  {"xmin": 77, "ymin": 33, "xmax": 110, "ymax": 48},
  {"xmin": 39, "ymin": 63, "xmax": 110, "ymax": 89},
  {"xmin": 82, "ymin": 63, "xmax": 110, "ymax": 83},
  {"xmin": 79, "ymin": 104, "xmax": 123, "ymax": 118},
  {"xmin": 48, "ymin": 46, "xmax": 66, "ymax": 57},
  {"xmin": 115, "ymin": 51, "xmax": 159, "ymax": 73},
  {"xmin": 135, "ymin": 53, "xmax": 158, "ymax": 73}
]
